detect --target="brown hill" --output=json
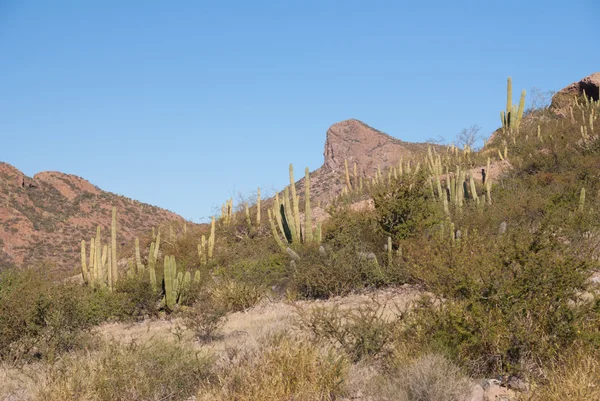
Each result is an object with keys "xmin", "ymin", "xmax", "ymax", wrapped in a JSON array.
[
  {"xmin": 302, "ymin": 119, "xmax": 437, "ymax": 204},
  {"xmin": 0, "ymin": 162, "xmax": 184, "ymax": 273}
]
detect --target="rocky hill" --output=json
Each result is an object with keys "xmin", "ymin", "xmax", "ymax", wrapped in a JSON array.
[
  {"xmin": 301, "ymin": 118, "xmax": 437, "ymax": 204},
  {"xmin": 0, "ymin": 163, "xmax": 184, "ymax": 272}
]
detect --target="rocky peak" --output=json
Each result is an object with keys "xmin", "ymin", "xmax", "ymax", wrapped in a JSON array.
[
  {"xmin": 551, "ymin": 72, "xmax": 600, "ymax": 114},
  {"xmin": 305, "ymin": 119, "xmax": 434, "ymax": 204},
  {"xmin": 322, "ymin": 119, "xmax": 426, "ymax": 176}
]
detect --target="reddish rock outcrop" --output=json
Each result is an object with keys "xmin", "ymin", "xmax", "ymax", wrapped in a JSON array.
[
  {"xmin": 302, "ymin": 119, "xmax": 434, "ymax": 204},
  {"xmin": 551, "ymin": 72, "xmax": 600, "ymax": 115},
  {"xmin": 0, "ymin": 162, "xmax": 184, "ymax": 273}
]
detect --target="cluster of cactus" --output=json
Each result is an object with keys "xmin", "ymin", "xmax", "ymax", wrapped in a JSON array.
[
  {"xmin": 81, "ymin": 207, "xmax": 119, "ymax": 291},
  {"xmin": 221, "ymin": 198, "xmax": 234, "ymax": 225},
  {"xmin": 268, "ymin": 164, "xmax": 321, "ymax": 250},
  {"xmin": 162, "ymin": 255, "xmax": 199, "ymax": 310},
  {"xmin": 343, "ymin": 159, "xmax": 364, "ymax": 194},
  {"xmin": 501, "ymin": 76, "xmax": 526, "ymax": 133},
  {"xmin": 197, "ymin": 216, "xmax": 216, "ymax": 265},
  {"xmin": 426, "ymin": 146, "xmax": 492, "ymax": 214},
  {"xmin": 572, "ymin": 91, "xmax": 599, "ymax": 144},
  {"xmin": 243, "ymin": 188, "xmax": 262, "ymax": 230},
  {"xmin": 127, "ymin": 228, "xmax": 161, "ymax": 291}
]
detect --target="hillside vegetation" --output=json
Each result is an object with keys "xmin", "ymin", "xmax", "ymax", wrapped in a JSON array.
[{"xmin": 1, "ymin": 77, "xmax": 600, "ymax": 400}]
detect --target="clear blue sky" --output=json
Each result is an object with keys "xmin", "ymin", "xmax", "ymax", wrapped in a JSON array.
[{"xmin": 1, "ymin": 1, "xmax": 599, "ymax": 222}]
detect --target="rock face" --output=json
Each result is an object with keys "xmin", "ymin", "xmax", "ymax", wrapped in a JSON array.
[
  {"xmin": 551, "ymin": 72, "xmax": 600, "ymax": 114},
  {"xmin": 304, "ymin": 119, "xmax": 434, "ymax": 204},
  {"xmin": 0, "ymin": 162, "xmax": 184, "ymax": 273}
]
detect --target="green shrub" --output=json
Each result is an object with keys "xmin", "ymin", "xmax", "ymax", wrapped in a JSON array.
[
  {"xmin": 0, "ymin": 268, "xmax": 100, "ymax": 363},
  {"xmin": 290, "ymin": 245, "xmax": 387, "ymax": 298},
  {"xmin": 401, "ymin": 227, "xmax": 599, "ymax": 376},
  {"xmin": 372, "ymin": 171, "xmax": 442, "ymax": 241}
]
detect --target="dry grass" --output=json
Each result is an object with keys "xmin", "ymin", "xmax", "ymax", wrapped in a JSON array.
[
  {"xmin": 355, "ymin": 353, "xmax": 473, "ymax": 401},
  {"xmin": 528, "ymin": 349, "xmax": 600, "ymax": 401},
  {"xmin": 197, "ymin": 333, "xmax": 348, "ymax": 401},
  {"xmin": 34, "ymin": 339, "xmax": 213, "ymax": 401}
]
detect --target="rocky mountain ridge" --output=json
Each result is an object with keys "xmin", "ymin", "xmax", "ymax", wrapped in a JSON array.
[{"xmin": 0, "ymin": 162, "xmax": 184, "ymax": 272}]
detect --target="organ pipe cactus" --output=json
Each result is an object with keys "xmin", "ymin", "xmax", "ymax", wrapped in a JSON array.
[
  {"xmin": 81, "ymin": 240, "xmax": 88, "ymax": 284},
  {"xmin": 148, "ymin": 241, "xmax": 158, "ymax": 292},
  {"xmin": 304, "ymin": 167, "xmax": 313, "ymax": 243},
  {"xmin": 163, "ymin": 255, "xmax": 179, "ymax": 310},
  {"xmin": 501, "ymin": 77, "xmax": 526, "ymax": 133},
  {"xmin": 111, "ymin": 207, "xmax": 118, "ymax": 289},
  {"xmin": 270, "ymin": 164, "xmax": 320, "ymax": 249},
  {"xmin": 135, "ymin": 237, "xmax": 144, "ymax": 272},
  {"xmin": 256, "ymin": 188, "xmax": 261, "ymax": 228}
]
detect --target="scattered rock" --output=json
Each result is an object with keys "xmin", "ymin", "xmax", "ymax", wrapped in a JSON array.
[
  {"xmin": 506, "ymin": 376, "xmax": 530, "ymax": 393},
  {"xmin": 468, "ymin": 384, "xmax": 485, "ymax": 401}
]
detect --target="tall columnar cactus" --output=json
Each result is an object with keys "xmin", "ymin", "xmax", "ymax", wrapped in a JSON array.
[
  {"xmin": 290, "ymin": 164, "xmax": 302, "ymax": 241},
  {"xmin": 148, "ymin": 241, "xmax": 158, "ymax": 292},
  {"xmin": 344, "ymin": 159, "xmax": 352, "ymax": 191},
  {"xmin": 245, "ymin": 202, "xmax": 252, "ymax": 229},
  {"xmin": 256, "ymin": 187, "xmax": 261, "ymax": 228},
  {"xmin": 81, "ymin": 240, "xmax": 88, "ymax": 284},
  {"xmin": 107, "ymin": 244, "xmax": 113, "ymax": 292},
  {"xmin": 501, "ymin": 76, "xmax": 526, "ymax": 133},
  {"xmin": 135, "ymin": 237, "xmax": 144, "ymax": 272},
  {"xmin": 304, "ymin": 167, "xmax": 313, "ymax": 243},
  {"xmin": 89, "ymin": 238, "xmax": 96, "ymax": 288},
  {"xmin": 198, "ymin": 235, "xmax": 207, "ymax": 265},
  {"xmin": 208, "ymin": 217, "xmax": 215, "ymax": 259},
  {"xmin": 270, "ymin": 164, "xmax": 320, "ymax": 249},
  {"xmin": 95, "ymin": 226, "xmax": 104, "ymax": 288},
  {"xmin": 111, "ymin": 207, "xmax": 118, "ymax": 289},
  {"xmin": 163, "ymin": 255, "xmax": 179, "ymax": 310}
]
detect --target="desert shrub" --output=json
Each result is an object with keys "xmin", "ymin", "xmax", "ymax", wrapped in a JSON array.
[
  {"xmin": 369, "ymin": 353, "xmax": 472, "ymax": 401},
  {"xmin": 210, "ymin": 279, "xmax": 265, "ymax": 312},
  {"xmin": 197, "ymin": 333, "xmax": 348, "ymax": 401},
  {"xmin": 37, "ymin": 339, "xmax": 213, "ymax": 401},
  {"xmin": 0, "ymin": 268, "xmax": 100, "ymax": 362},
  {"xmin": 401, "ymin": 226, "xmax": 599, "ymax": 376},
  {"xmin": 182, "ymin": 300, "xmax": 227, "ymax": 342},
  {"xmin": 113, "ymin": 274, "xmax": 162, "ymax": 318},
  {"xmin": 372, "ymin": 171, "xmax": 442, "ymax": 241},
  {"xmin": 322, "ymin": 207, "xmax": 382, "ymax": 251},
  {"xmin": 290, "ymin": 245, "xmax": 388, "ymax": 298},
  {"xmin": 296, "ymin": 299, "xmax": 398, "ymax": 362}
]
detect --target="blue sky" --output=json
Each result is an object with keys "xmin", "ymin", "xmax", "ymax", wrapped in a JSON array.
[{"xmin": 1, "ymin": 1, "xmax": 599, "ymax": 222}]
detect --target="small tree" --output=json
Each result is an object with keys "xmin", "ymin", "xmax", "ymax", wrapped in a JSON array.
[
  {"xmin": 372, "ymin": 172, "xmax": 441, "ymax": 241},
  {"xmin": 455, "ymin": 125, "xmax": 481, "ymax": 150}
]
